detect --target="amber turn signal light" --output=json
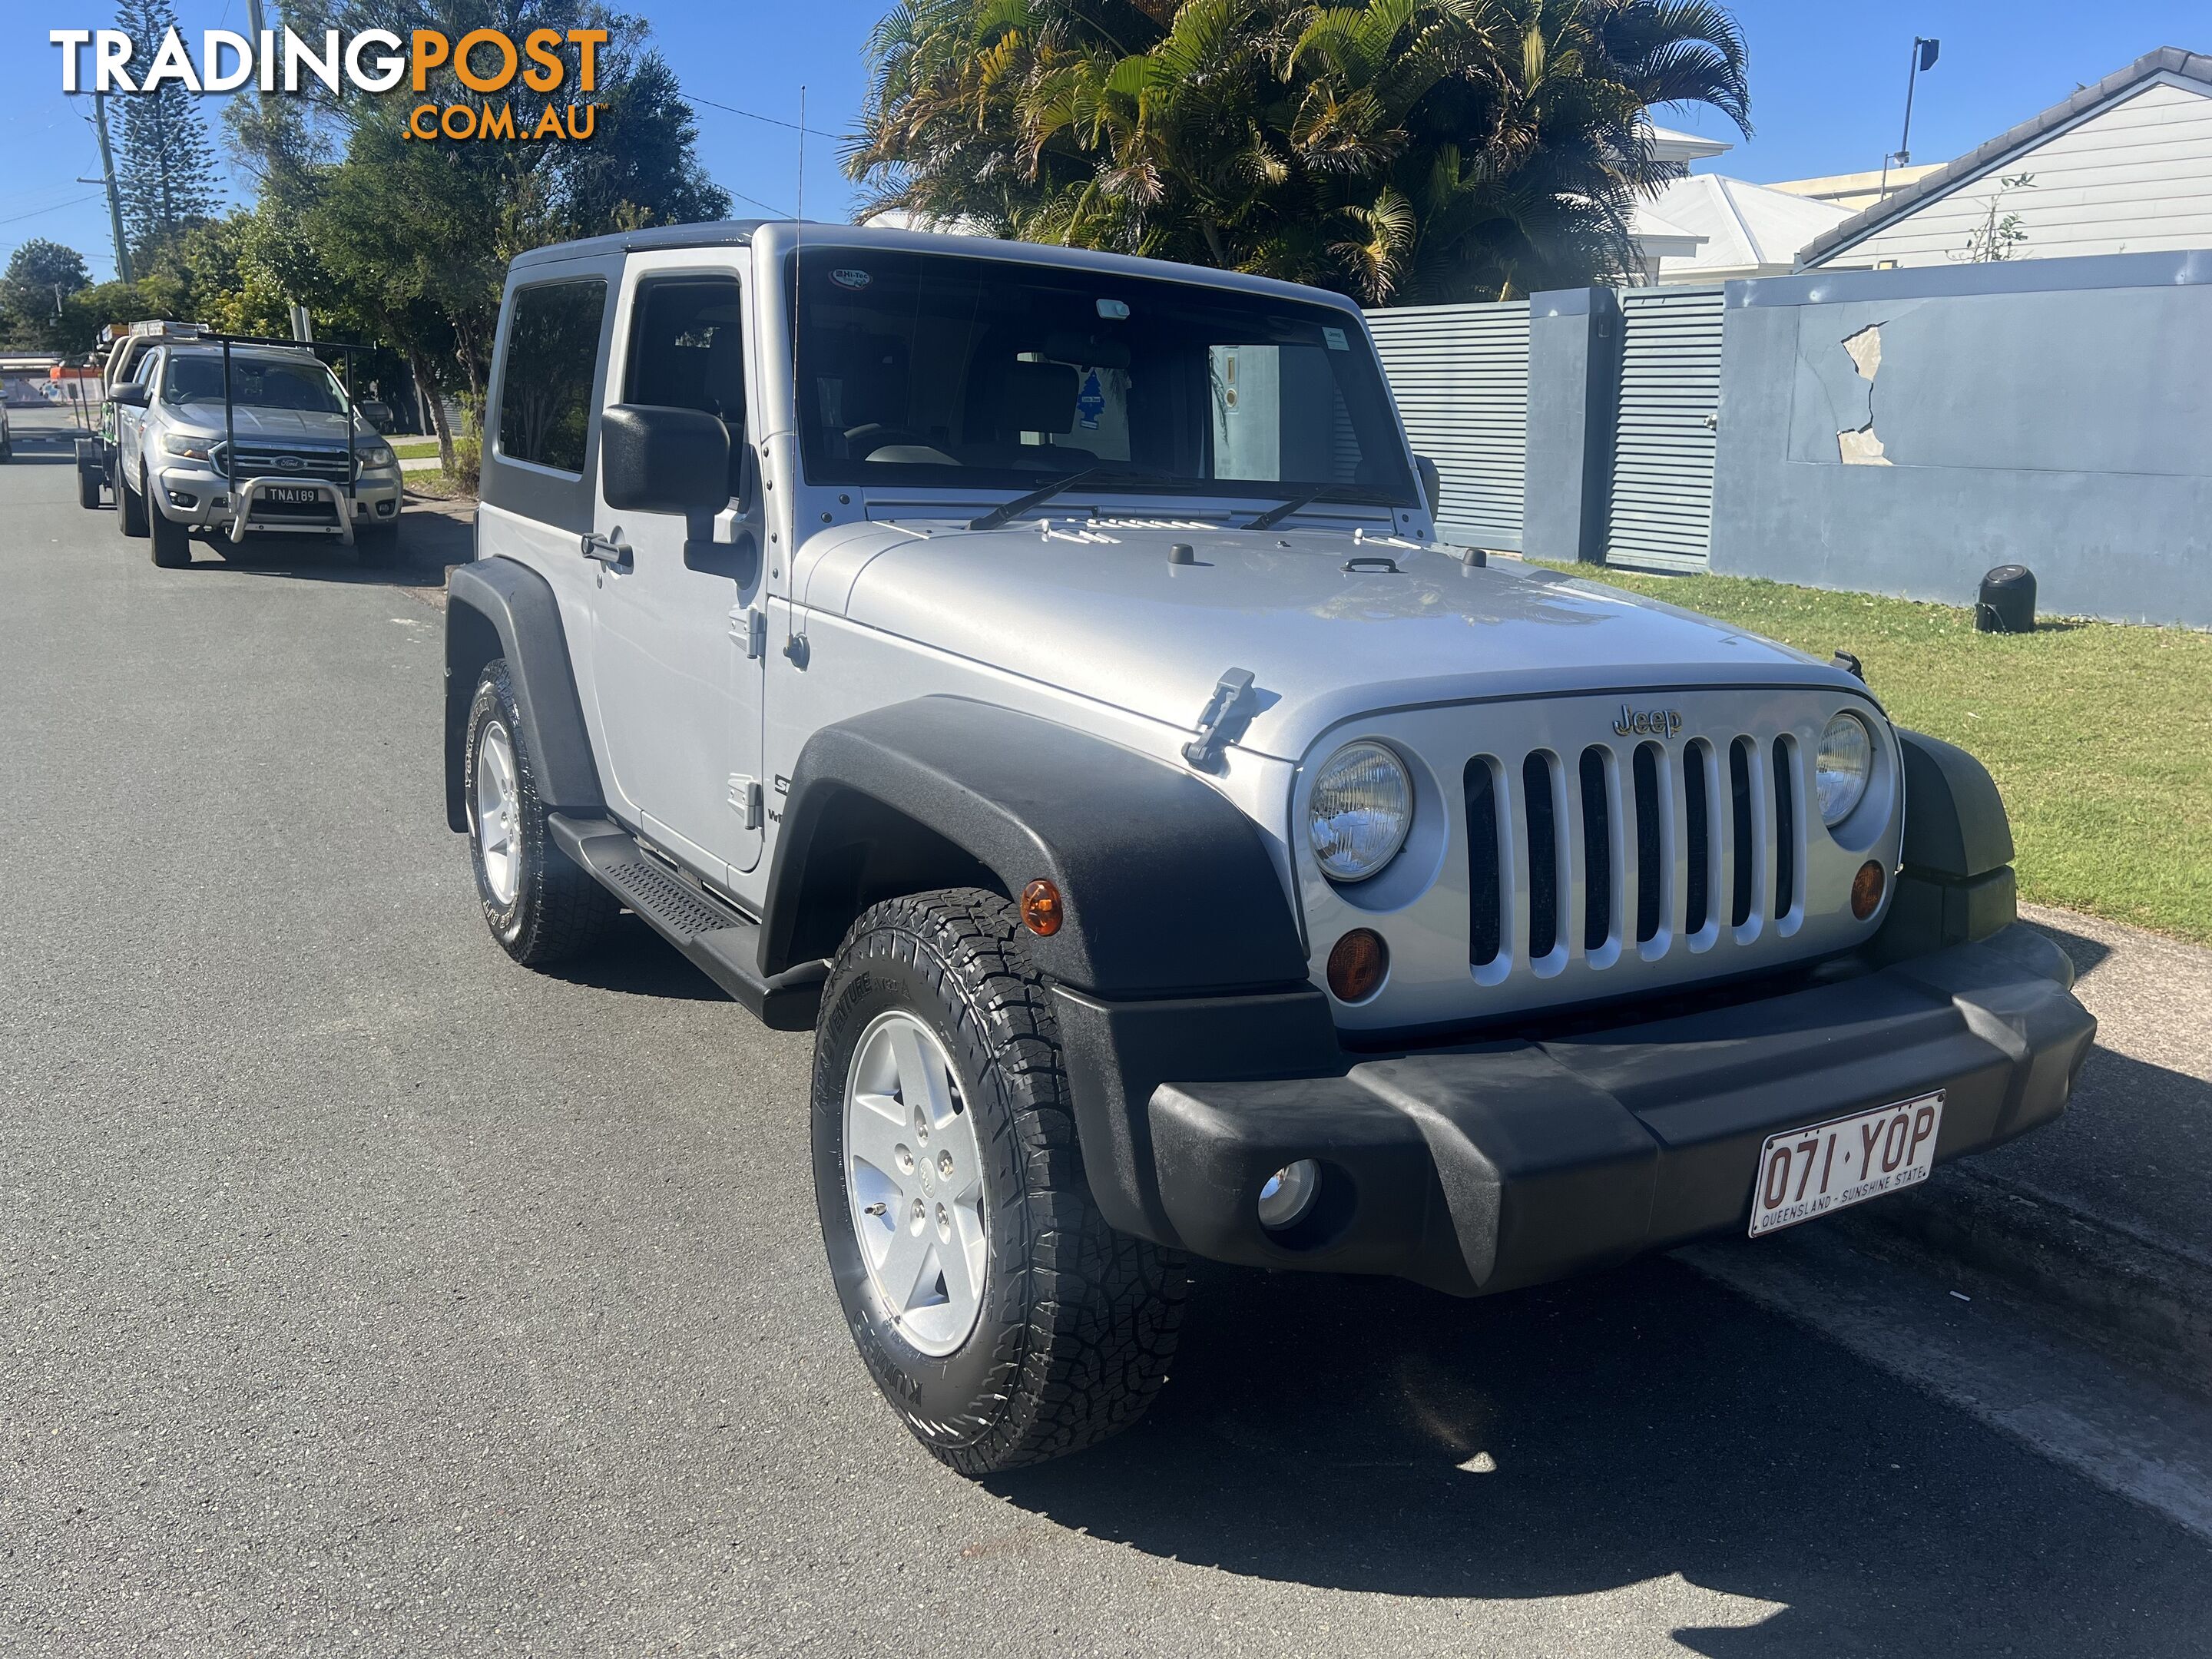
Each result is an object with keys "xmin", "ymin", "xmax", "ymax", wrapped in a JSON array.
[
  {"xmin": 1326, "ymin": 928, "xmax": 1389, "ymax": 1002},
  {"xmin": 1851, "ymin": 860, "xmax": 1887, "ymax": 921},
  {"xmin": 1021, "ymin": 879, "xmax": 1064, "ymax": 936}
]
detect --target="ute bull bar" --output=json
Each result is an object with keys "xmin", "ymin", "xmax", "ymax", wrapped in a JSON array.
[{"xmin": 224, "ymin": 475, "xmax": 356, "ymax": 545}]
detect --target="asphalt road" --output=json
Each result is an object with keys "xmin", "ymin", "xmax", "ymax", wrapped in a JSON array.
[{"xmin": 5, "ymin": 405, "xmax": 2210, "ymax": 1657}]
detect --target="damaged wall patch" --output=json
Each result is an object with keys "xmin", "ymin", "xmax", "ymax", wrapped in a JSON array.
[{"xmin": 1838, "ymin": 323, "xmax": 1892, "ymax": 466}]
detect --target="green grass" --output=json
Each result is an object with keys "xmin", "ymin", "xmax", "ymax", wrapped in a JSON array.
[
  {"xmin": 401, "ymin": 470, "xmax": 475, "ymax": 502},
  {"xmin": 1531, "ymin": 563, "xmax": 2212, "ymax": 945},
  {"xmin": 390, "ymin": 438, "xmax": 442, "ymax": 460}
]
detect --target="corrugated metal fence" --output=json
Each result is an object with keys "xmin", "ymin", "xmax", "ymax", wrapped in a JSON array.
[
  {"xmin": 1366, "ymin": 300, "xmax": 1530, "ymax": 551},
  {"xmin": 1603, "ymin": 286, "xmax": 1726, "ymax": 570}
]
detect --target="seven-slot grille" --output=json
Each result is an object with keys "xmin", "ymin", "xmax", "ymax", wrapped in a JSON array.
[{"xmin": 1465, "ymin": 732, "xmax": 1806, "ymax": 975}]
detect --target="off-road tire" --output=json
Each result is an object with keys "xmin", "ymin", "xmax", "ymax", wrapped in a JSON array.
[
  {"xmin": 149, "ymin": 501, "xmax": 191, "ymax": 568},
  {"xmin": 78, "ymin": 465, "xmax": 100, "ymax": 508},
  {"xmin": 463, "ymin": 658, "xmax": 618, "ymax": 965},
  {"xmin": 813, "ymin": 889, "xmax": 1187, "ymax": 1475},
  {"xmin": 118, "ymin": 462, "xmax": 148, "ymax": 538}
]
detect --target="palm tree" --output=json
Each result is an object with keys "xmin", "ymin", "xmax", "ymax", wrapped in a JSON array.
[{"xmin": 847, "ymin": 0, "xmax": 1750, "ymax": 303}]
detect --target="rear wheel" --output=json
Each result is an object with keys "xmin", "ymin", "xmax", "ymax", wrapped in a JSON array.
[
  {"xmin": 77, "ymin": 465, "xmax": 100, "ymax": 508},
  {"xmin": 464, "ymin": 658, "xmax": 618, "ymax": 965},
  {"xmin": 149, "ymin": 502, "xmax": 191, "ymax": 568},
  {"xmin": 117, "ymin": 462, "xmax": 148, "ymax": 538},
  {"xmin": 813, "ymin": 889, "xmax": 1187, "ymax": 1475}
]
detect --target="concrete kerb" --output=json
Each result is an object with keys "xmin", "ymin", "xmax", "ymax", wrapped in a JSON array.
[{"xmin": 1830, "ymin": 905, "xmax": 2212, "ymax": 1396}]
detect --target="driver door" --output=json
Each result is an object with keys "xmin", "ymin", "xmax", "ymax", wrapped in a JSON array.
[{"xmin": 585, "ymin": 263, "xmax": 767, "ymax": 884}]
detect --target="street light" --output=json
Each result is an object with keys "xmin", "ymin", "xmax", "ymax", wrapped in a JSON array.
[{"xmin": 1880, "ymin": 37, "xmax": 1941, "ymax": 200}]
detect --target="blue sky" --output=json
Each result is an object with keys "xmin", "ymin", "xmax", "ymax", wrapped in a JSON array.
[{"xmin": 5, "ymin": 0, "xmax": 2204, "ymax": 281}]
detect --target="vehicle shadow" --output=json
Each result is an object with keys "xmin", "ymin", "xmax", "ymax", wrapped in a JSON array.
[
  {"xmin": 178, "ymin": 497, "xmax": 473, "ymax": 591},
  {"xmin": 2025, "ymin": 917, "xmax": 2114, "ymax": 980},
  {"xmin": 541, "ymin": 913, "xmax": 727, "ymax": 1002},
  {"xmin": 988, "ymin": 1255, "xmax": 2212, "ymax": 1655}
]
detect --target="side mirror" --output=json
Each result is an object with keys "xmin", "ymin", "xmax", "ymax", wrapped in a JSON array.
[
  {"xmin": 1415, "ymin": 454, "xmax": 1442, "ymax": 519},
  {"xmin": 111, "ymin": 381, "xmax": 150, "ymax": 408},
  {"xmin": 601, "ymin": 404, "xmax": 732, "ymax": 516}
]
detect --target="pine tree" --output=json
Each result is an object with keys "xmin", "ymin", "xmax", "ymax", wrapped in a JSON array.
[{"xmin": 114, "ymin": 0, "xmax": 224, "ymax": 263}]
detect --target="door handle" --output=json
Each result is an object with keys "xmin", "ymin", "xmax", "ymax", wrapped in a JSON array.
[{"xmin": 581, "ymin": 528, "xmax": 629, "ymax": 565}]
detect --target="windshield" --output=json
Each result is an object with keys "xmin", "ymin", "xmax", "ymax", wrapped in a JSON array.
[
  {"xmin": 791, "ymin": 250, "xmax": 1417, "ymax": 505},
  {"xmin": 163, "ymin": 353, "xmax": 348, "ymax": 416}
]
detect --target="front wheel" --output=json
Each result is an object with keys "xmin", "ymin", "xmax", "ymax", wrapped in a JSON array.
[
  {"xmin": 149, "ymin": 502, "xmax": 191, "ymax": 568},
  {"xmin": 813, "ymin": 889, "xmax": 1187, "ymax": 1475},
  {"xmin": 78, "ymin": 465, "xmax": 101, "ymax": 509},
  {"xmin": 463, "ymin": 659, "xmax": 618, "ymax": 965}
]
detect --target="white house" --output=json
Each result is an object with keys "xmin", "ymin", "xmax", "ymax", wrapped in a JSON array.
[
  {"xmin": 1633, "ymin": 175, "xmax": 1855, "ymax": 283},
  {"xmin": 1800, "ymin": 45, "xmax": 2212, "ymax": 270}
]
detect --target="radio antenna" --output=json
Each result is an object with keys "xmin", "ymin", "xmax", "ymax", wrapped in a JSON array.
[
  {"xmin": 783, "ymin": 85, "xmax": 807, "ymax": 661},
  {"xmin": 790, "ymin": 85, "xmax": 805, "ymax": 439}
]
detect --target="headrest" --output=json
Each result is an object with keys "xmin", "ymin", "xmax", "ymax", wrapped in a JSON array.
[{"xmin": 1002, "ymin": 360, "xmax": 1078, "ymax": 435}]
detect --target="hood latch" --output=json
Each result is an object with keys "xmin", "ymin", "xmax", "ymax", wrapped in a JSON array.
[{"xmin": 1182, "ymin": 668, "xmax": 1256, "ymax": 770}]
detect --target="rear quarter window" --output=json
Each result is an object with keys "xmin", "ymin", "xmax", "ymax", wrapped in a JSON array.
[{"xmin": 497, "ymin": 280, "xmax": 608, "ymax": 474}]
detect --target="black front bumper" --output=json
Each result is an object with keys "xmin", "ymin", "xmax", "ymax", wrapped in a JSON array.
[{"xmin": 1052, "ymin": 923, "xmax": 2094, "ymax": 1297}]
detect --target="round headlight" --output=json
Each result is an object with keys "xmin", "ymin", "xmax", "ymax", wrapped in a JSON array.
[
  {"xmin": 1816, "ymin": 711, "xmax": 1873, "ymax": 826},
  {"xmin": 1307, "ymin": 740, "xmax": 1412, "ymax": 882}
]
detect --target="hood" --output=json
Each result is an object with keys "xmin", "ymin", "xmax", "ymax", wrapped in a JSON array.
[
  {"xmin": 175, "ymin": 406, "xmax": 360, "ymax": 444},
  {"xmin": 797, "ymin": 518, "xmax": 1849, "ymax": 760}
]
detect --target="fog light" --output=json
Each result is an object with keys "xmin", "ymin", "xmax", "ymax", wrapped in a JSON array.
[
  {"xmin": 1257, "ymin": 1160, "xmax": 1320, "ymax": 1232},
  {"xmin": 1326, "ymin": 928, "xmax": 1388, "ymax": 1002},
  {"xmin": 1852, "ymin": 859, "xmax": 1887, "ymax": 920}
]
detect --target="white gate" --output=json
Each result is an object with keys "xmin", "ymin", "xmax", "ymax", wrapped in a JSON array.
[
  {"xmin": 1367, "ymin": 300, "xmax": 1531, "ymax": 551},
  {"xmin": 1604, "ymin": 286, "xmax": 1726, "ymax": 570}
]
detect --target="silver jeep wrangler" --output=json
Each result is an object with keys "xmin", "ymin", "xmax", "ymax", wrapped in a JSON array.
[{"xmin": 445, "ymin": 221, "xmax": 2094, "ymax": 1475}]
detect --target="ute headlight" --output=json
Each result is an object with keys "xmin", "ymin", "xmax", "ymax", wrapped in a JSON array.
[
  {"xmin": 161, "ymin": 432, "xmax": 214, "ymax": 460},
  {"xmin": 1816, "ymin": 711, "xmax": 1874, "ymax": 826},
  {"xmin": 359, "ymin": 440, "xmax": 396, "ymax": 469},
  {"xmin": 1307, "ymin": 740, "xmax": 1412, "ymax": 882}
]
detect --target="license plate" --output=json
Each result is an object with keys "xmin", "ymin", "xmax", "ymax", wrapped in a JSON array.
[
  {"xmin": 263, "ymin": 485, "xmax": 320, "ymax": 505},
  {"xmin": 1748, "ymin": 1091, "xmax": 1944, "ymax": 1237}
]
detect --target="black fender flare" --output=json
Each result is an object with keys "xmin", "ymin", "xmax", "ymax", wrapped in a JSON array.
[
  {"xmin": 1874, "ymin": 728, "xmax": 2019, "ymax": 961},
  {"xmin": 443, "ymin": 558, "xmax": 604, "ymax": 833},
  {"xmin": 760, "ymin": 697, "xmax": 1310, "ymax": 999}
]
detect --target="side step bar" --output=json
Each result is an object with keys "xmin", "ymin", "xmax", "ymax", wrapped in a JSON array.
[{"xmin": 548, "ymin": 813, "xmax": 827, "ymax": 1031}]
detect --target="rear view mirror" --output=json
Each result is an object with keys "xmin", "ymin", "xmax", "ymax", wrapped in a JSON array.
[
  {"xmin": 111, "ymin": 382, "xmax": 150, "ymax": 408},
  {"xmin": 1415, "ymin": 455, "xmax": 1442, "ymax": 519},
  {"xmin": 601, "ymin": 405, "xmax": 731, "ymax": 517}
]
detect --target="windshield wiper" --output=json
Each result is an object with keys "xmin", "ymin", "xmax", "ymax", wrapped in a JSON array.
[
  {"xmin": 1245, "ymin": 485, "xmax": 1404, "ymax": 531},
  {"xmin": 966, "ymin": 466, "xmax": 1117, "ymax": 532},
  {"xmin": 1243, "ymin": 492, "xmax": 1319, "ymax": 530}
]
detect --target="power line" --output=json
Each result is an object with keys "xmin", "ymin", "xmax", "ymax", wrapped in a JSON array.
[
  {"xmin": 684, "ymin": 90, "xmax": 845, "ymax": 143},
  {"xmin": 0, "ymin": 193, "xmax": 103, "ymax": 230}
]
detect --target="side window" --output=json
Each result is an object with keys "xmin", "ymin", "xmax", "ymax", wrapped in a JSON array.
[
  {"xmin": 497, "ymin": 279, "xmax": 607, "ymax": 475},
  {"xmin": 624, "ymin": 274, "xmax": 747, "ymax": 497}
]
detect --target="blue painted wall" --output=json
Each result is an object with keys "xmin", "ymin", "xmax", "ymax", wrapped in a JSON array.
[{"xmin": 1706, "ymin": 251, "xmax": 2212, "ymax": 629}]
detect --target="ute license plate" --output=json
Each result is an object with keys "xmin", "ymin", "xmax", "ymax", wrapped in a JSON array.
[
  {"xmin": 263, "ymin": 485, "xmax": 320, "ymax": 505},
  {"xmin": 1748, "ymin": 1091, "xmax": 1944, "ymax": 1237}
]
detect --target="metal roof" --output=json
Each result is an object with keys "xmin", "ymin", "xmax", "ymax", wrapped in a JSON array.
[{"xmin": 1799, "ymin": 45, "xmax": 2212, "ymax": 269}]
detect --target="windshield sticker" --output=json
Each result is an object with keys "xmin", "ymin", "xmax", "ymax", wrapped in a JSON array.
[
  {"xmin": 1096, "ymin": 298, "xmax": 1131, "ymax": 320},
  {"xmin": 1323, "ymin": 326, "xmax": 1349, "ymax": 351},
  {"xmin": 830, "ymin": 268, "xmax": 872, "ymax": 291},
  {"xmin": 1077, "ymin": 369, "xmax": 1106, "ymax": 430}
]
